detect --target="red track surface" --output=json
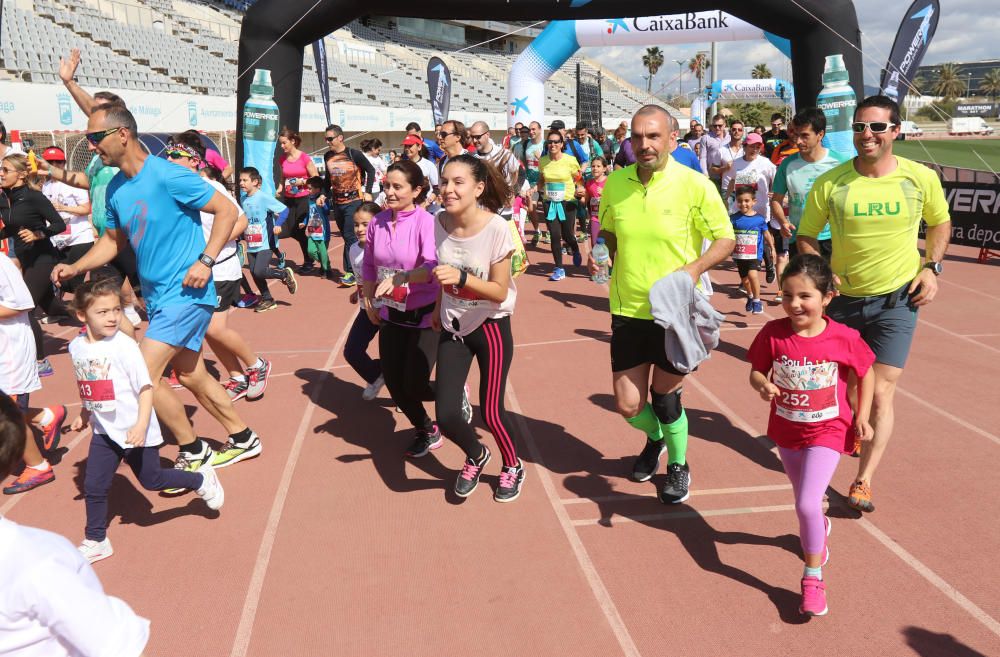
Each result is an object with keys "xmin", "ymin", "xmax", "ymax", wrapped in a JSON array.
[{"xmin": 5, "ymin": 240, "xmax": 999, "ymax": 657}]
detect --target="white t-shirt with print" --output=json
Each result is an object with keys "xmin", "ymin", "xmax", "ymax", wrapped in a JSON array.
[
  {"xmin": 42, "ymin": 179, "xmax": 93, "ymax": 250},
  {"xmin": 0, "ymin": 253, "xmax": 40, "ymax": 395},
  {"xmin": 722, "ymin": 155, "xmax": 777, "ymax": 224},
  {"xmin": 200, "ymin": 179, "xmax": 243, "ymax": 282},
  {"xmin": 69, "ymin": 331, "xmax": 163, "ymax": 448},
  {"xmin": 434, "ymin": 213, "xmax": 516, "ymax": 338},
  {"xmin": 0, "ymin": 516, "xmax": 150, "ymax": 657}
]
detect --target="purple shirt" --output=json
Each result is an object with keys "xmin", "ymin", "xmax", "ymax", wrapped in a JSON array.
[{"xmin": 363, "ymin": 206, "xmax": 439, "ymax": 326}]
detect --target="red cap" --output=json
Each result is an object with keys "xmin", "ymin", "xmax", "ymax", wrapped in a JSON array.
[
  {"xmin": 402, "ymin": 135, "xmax": 424, "ymax": 146},
  {"xmin": 42, "ymin": 146, "xmax": 66, "ymax": 162},
  {"xmin": 744, "ymin": 133, "xmax": 764, "ymax": 146}
]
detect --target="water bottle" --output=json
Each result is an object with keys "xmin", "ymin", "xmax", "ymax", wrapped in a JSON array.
[
  {"xmin": 592, "ymin": 237, "xmax": 610, "ymax": 284},
  {"xmin": 242, "ymin": 68, "xmax": 280, "ymax": 198},
  {"xmin": 816, "ymin": 54, "xmax": 857, "ymax": 156}
]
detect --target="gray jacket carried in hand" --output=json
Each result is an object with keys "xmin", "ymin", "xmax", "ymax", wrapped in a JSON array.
[{"xmin": 648, "ymin": 271, "xmax": 724, "ymax": 374}]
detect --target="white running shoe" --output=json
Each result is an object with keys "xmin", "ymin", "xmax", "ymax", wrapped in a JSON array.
[
  {"xmin": 123, "ymin": 304, "xmax": 142, "ymax": 327},
  {"xmin": 362, "ymin": 374, "xmax": 385, "ymax": 401},
  {"xmin": 78, "ymin": 537, "xmax": 114, "ymax": 564},
  {"xmin": 196, "ymin": 465, "xmax": 225, "ymax": 510}
]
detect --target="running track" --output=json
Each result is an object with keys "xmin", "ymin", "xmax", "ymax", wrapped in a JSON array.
[{"xmin": 5, "ymin": 240, "xmax": 999, "ymax": 657}]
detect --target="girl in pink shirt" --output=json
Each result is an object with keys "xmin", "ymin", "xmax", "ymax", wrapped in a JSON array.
[
  {"xmin": 584, "ymin": 156, "xmax": 608, "ymax": 247},
  {"xmin": 747, "ymin": 254, "xmax": 875, "ymax": 618}
]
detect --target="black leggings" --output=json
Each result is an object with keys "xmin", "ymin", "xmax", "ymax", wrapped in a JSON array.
[
  {"xmin": 282, "ymin": 196, "xmax": 311, "ymax": 266},
  {"xmin": 247, "ymin": 250, "xmax": 286, "ymax": 300},
  {"xmin": 21, "ymin": 254, "xmax": 65, "ymax": 358},
  {"xmin": 378, "ymin": 321, "xmax": 437, "ymax": 433},
  {"xmin": 436, "ymin": 316, "xmax": 518, "ymax": 467},
  {"xmin": 543, "ymin": 201, "xmax": 579, "ymax": 268},
  {"xmin": 92, "ymin": 242, "xmax": 141, "ymax": 296},
  {"xmin": 58, "ymin": 242, "xmax": 93, "ymax": 293}
]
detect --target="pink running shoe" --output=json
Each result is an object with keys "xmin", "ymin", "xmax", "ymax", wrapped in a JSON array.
[
  {"xmin": 39, "ymin": 405, "xmax": 66, "ymax": 451},
  {"xmin": 800, "ymin": 576, "xmax": 828, "ymax": 616}
]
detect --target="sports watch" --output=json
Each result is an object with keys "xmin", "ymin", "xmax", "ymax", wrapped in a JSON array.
[
  {"xmin": 198, "ymin": 253, "xmax": 216, "ymax": 268},
  {"xmin": 923, "ymin": 261, "xmax": 942, "ymax": 276}
]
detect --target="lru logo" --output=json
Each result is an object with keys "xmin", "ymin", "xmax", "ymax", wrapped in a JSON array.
[{"xmin": 853, "ymin": 201, "xmax": 901, "ymax": 216}]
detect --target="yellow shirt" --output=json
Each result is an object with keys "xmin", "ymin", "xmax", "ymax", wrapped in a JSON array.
[
  {"xmin": 599, "ymin": 157, "xmax": 734, "ymax": 319},
  {"xmin": 538, "ymin": 154, "xmax": 580, "ymax": 201},
  {"xmin": 799, "ymin": 156, "xmax": 950, "ymax": 297}
]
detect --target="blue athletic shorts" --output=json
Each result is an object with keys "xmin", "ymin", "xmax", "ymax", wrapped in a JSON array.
[{"xmin": 145, "ymin": 303, "xmax": 213, "ymax": 352}]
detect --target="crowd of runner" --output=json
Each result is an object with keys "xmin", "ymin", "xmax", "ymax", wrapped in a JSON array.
[{"xmin": 0, "ymin": 48, "xmax": 952, "ymax": 651}]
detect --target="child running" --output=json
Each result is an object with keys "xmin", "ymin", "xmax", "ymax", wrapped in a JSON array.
[
  {"xmin": 730, "ymin": 185, "xmax": 769, "ymax": 315},
  {"xmin": 302, "ymin": 177, "xmax": 335, "ymax": 280},
  {"xmin": 584, "ymin": 156, "xmax": 608, "ymax": 247},
  {"xmin": 238, "ymin": 167, "xmax": 297, "ymax": 313},
  {"xmin": 69, "ymin": 279, "xmax": 224, "ymax": 564},
  {"xmin": 344, "ymin": 202, "xmax": 384, "ymax": 400},
  {"xmin": 433, "ymin": 154, "xmax": 523, "ymax": 502},
  {"xmin": 747, "ymin": 254, "xmax": 875, "ymax": 617}
]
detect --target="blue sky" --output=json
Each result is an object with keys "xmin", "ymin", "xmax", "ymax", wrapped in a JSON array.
[{"xmin": 583, "ymin": 1, "xmax": 997, "ymax": 97}]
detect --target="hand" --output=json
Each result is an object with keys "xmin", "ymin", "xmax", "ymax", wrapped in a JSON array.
[
  {"xmin": 758, "ymin": 382, "xmax": 780, "ymax": 402},
  {"xmin": 316, "ymin": 194, "xmax": 327, "ymax": 207},
  {"xmin": 182, "ymin": 261, "xmax": 211, "ymax": 289},
  {"xmin": 374, "ymin": 276, "xmax": 397, "ymax": 298},
  {"xmin": 17, "ymin": 228, "xmax": 40, "ymax": 243},
  {"xmin": 273, "ymin": 226, "xmax": 282, "ymax": 236},
  {"xmin": 907, "ymin": 269, "xmax": 938, "ymax": 307},
  {"xmin": 297, "ymin": 222, "xmax": 305, "ymax": 229},
  {"xmin": 70, "ymin": 415, "xmax": 88, "ymax": 432},
  {"xmin": 51, "ymin": 262, "xmax": 79, "ymax": 286},
  {"xmin": 574, "ymin": 186, "xmax": 585, "ymax": 199},
  {"xmin": 363, "ymin": 193, "xmax": 373, "ymax": 202},
  {"xmin": 780, "ymin": 222, "xmax": 794, "ymax": 239},
  {"xmin": 364, "ymin": 304, "xmax": 381, "ymax": 326},
  {"xmin": 587, "ymin": 253, "xmax": 599, "ymax": 277},
  {"xmin": 53, "ymin": 203, "xmax": 69, "ymax": 213},
  {"xmin": 432, "ymin": 264, "xmax": 462, "ymax": 287},
  {"xmin": 59, "ymin": 49, "xmax": 81, "ymax": 84},
  {"xmin": 854, "ymin": 418, "xmax": 874, "ymax": 443},
  {"xmin": 349, "ymin": 289, "xmax": 359, "ymax": 304},
  {"xmin": 125, "ymin": 423, "xmax": 147, "ymax": 447}
]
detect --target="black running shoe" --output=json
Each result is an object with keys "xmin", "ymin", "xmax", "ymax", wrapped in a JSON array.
[
  {"xmin": 454, "ymin": 446, "xmax": 491, "ymax": 497},
  {"xmin": 632, "ymin": 438, "xmax": 666, "ymax": 482},
  {"xmin": 494, "ymin": 460, "xmax": 525, "ymax": 502},
  {"xmin": 406, "ymin": 424, "xmax": 443, "ymax": 458},
  {"xmin": 765, "ymin": 266, "xmax": 776, "ymax": 284},
  {"xmin": 659, "ymin": 462, "xmax": 691, "ymax": 504}
]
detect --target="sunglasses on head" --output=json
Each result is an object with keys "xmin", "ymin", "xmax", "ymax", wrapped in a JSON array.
[
  {"xmin": 851, "ymin": 121, "xmax": 896, "ymax": 134},
  {"xmin": 85, "ymin": 126, "xmax": 121, "ymax": 146}
]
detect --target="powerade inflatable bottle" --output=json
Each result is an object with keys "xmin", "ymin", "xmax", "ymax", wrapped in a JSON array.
[
  {"xmin": 243, "ymin": 69, "xmax": 280, "ymax": 198},
  {"xmin": 816, "ymin": 54, "xmax": 856, "ymax": 156}
]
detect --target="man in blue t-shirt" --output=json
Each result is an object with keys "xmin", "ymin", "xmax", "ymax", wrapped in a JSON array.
[{"xmin": 53, "ymin": 104, "xmax": 262, "ymax": 477}]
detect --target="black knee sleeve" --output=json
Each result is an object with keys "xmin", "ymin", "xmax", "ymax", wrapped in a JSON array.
[{"xmin": 651, "ymin": 388, "xmax": 683, "ymax": 425}]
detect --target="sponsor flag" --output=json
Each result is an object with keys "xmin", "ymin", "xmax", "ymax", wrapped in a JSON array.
[
  {"xmin": 312, "ymin": 40, "xmax": 332, "ymax": 126},
  {"xmin": 879, "ymin": 0, "xmax": 940, "ymax": 105},
  {"xmin": 427, "ymin": 57, "xmax": 452, "ymax": 126}
]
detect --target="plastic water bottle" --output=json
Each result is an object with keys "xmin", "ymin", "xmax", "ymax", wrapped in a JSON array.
[
  {"xmin": 592, "ymin": 237, "xmax": 610, "ymax": 284},
  {"xmin": 816, "ymin": 54, "xmax": 857, "ymax": 156},
  {"xmin": 242, "ymin": 68, "xmax": 280, "ymax": 198}
]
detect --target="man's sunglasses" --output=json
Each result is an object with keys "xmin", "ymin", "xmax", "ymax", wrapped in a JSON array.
[
  {"xmin": 85, "ymin": 127, "xmax": 122, "ymax": 146},
  {"xmin": 469, "ymin": 133, "xmax": 487, "ymax": 140},
  {"xmin": 851, "ymin": 121, "xmax": 896, "ymax": 134},
  {"xmin": 711, "ymin": 123, "xmax": 726, "ymax": 129},
  {"xmin": 438, "ymin": 131, "xmax": 455, "ymax": 138}
]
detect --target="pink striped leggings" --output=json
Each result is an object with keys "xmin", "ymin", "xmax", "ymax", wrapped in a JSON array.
[{"xmin": 436, "ymin": 316, "xmax": 519, "ymax": 468}]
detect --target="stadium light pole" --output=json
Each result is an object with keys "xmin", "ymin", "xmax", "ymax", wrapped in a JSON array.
[
  {"xmin": 674, "ymin": 59, "xmax": 685, "ymax": 98},
  {"xmin": 710, "ymin": 42, "xmax": 718, "ymax": 116}
]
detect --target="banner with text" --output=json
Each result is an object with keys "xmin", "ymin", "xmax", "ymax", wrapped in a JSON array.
[
  {"xmin": 920, "ymin": 181, "xmax": 1000, "ymax": 250},
  {"xmin": 312, "ymin": 40, "xmax": 332, "ymax": 127},
  {"xmin": 879, "ymin": 0, "xmax": 940, "ymax": 106},
  {"xmin": 426, "ymin": 57, "xmax": 452, "ymax": 127}
]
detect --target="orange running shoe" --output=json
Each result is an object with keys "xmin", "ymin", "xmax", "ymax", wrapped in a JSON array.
[{"xmin": 848, "ymin": 480, "xmax": 874, "ymax": 513}]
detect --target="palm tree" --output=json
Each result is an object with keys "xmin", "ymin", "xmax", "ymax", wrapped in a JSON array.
[
  {"xmin": 932, "ymin": 63, "xmax": 966, "ymax": 100},
  {"xmin": 688, "ymin": 53, "xmax": 710, "ymax": 93},
  {"xmin": 751, "ymin": 63, "xmax": 772, "ymax": 79},
  {"xmin": 642, "ymin": 47, "xmax": 664, "ymax": 94},
  {"xmin": 910, "ymin": 73, "xmax": 927, "ymax": 95},
  {"xmin": 979, "ymin": 69, "xmax": 1000, "ymax": 100}
]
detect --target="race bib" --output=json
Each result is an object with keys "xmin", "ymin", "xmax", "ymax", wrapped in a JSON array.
[
  {"xmin": 734, "ymin": 231, "xmax": 759, "ymax": 259},
  {"xmin": 306, "ymin": 217, "xmax": 325, "ymax": 240},
  {"xmin": 544, "ymin": 183, "xmax": 565, "ymax": 202},
  {"xmin": 376, "ymin": 266, "xmax": 409, "ymax": 312},
  {"xmin": 73, "ymin": 356, "xmax": 116, "ymax": 412},
  {"xmin": 772, "ymin": 360, "xmax": 839, "ymax": 423},
  {"xmin": 589, "ymin": 195, "xmax": 600, "ymax": 218},
  {"xmin": 245, "ymin": 223, "xmax": 264, "ymax": 246}
]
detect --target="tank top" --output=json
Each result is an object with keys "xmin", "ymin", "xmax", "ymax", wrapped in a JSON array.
[{"xmin": 280, "ymin": 153, "xmax": 311, "ymax": 199}]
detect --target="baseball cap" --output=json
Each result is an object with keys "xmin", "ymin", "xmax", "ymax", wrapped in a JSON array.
[
  {"xmin": 548, "ymin": 120, "xmax": 566, "ymax": 131},
  {"xmin": 42, "ymin": 146, "xmax": 66, "ymax": 162},
  {"xmin": 402, "ymin": 135, "xmax": 424, "ymax": 146},
  {"xmin": 744, "ymin": 132, "xmax": 764, "ymax": 145}
]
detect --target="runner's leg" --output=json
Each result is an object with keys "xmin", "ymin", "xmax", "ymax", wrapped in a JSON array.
[{"xmin": 856, "ymin": 362, "xmax": 902, "ymax": 486}]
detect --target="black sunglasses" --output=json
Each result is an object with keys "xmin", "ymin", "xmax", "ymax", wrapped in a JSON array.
[
  {"xmin": 438, "ymin": 131, "xmax": 455, "ymax": 138},
  {"xmin": 547, "ymin": 140, "xmax": 562, "ymax": 145},
  {"xmin": 469, "ymin": 133, "xmax": 487, "ymax": 140},
  {"xmin": 851, "ymin": 121, "xmax": 896, "ymax": 134},
  {"xmin": 85, "ymin": 126, "xmax": 121, "ymax": 146}
]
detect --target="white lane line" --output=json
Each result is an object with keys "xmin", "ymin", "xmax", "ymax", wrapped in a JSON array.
[
  {"xmin": 516, "ymin": 336, "xmax": 600, "ymax": 348},
  {"xmin": 229, "ymin": 315, "xmax": 355, "ymax": 657},
  {"xmin": 894, "ymin": 387, "xmax": 1000, "ymax": 447},
  {"xmin": 961, "ymin": 333, "xmax": 1000, "ymax": 338},
  {"xmin": 507, "ymin": 382, "xmax": 641, "ymax": 657},
  {"xmin": 572, "ymin": 503, "xmax": 802, "ymax": 527},
  {"xmin": 918, "ymin": 319, "xmax": 1000, "ymax": 356},
  {"xmin": 692, "ymin": 373, "xmax": 1000, "ymax": 638},
  {"xmin": 938, "ymin": 276, "xmax": 1000, "ymax": 302},
  {"xmin": 560, "ymin": 484, "xmax": 793, "ymax": 505}
]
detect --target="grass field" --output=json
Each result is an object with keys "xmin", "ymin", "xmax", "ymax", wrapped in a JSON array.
[{"xmin": 894, "ymin": 139, "xmax": 1000, "ymax": 172}]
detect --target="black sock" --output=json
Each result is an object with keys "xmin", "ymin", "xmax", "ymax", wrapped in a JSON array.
[
  {"xmin": 180, "ymin": 438, "xmax": 205, "ymax": 456},
  {"xmin": 230, "ymin": 428, "xmax": 254, "ymax": 445}
]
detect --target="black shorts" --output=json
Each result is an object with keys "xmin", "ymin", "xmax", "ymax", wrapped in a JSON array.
[
  {"xmin": 735, "ymin": 258, "xmax": 761, "ymax": 278},
  {"xmin": 788, "ymin": 238, "xmax": 833, "ymax": 261},
  {"xmin": 610, "ymin": 315, "xmax": 686, "ymax": 375},
  {"xmin": 214, "ymin": 279, "xmax": 241, "ymax": 313},
  {"xmin": 768, "ymin": 227, "xmax": 789, "ymax": 255}
]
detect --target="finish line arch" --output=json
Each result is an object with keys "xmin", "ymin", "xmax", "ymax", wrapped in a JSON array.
[
  {"xmin": 507, "ymin": 12, "xmax": 793, "ymax": 128},
  {"xmin": 236, "ymin": 0, "xmax": 862, "ymax": 167}
]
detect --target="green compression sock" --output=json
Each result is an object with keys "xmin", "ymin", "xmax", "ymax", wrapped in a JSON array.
[
  {"xmin": 661, "ymin": 409, "xmax": 688, "ymax": 465},
  {"xmin": 626, "ymin": 403, "xmax": 663, "ymax": 442}
]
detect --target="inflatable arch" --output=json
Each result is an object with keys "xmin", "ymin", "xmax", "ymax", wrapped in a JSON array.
[
  {"xmin": 236, "ymin": 0, "xmax": 861, "ymax": 167},
  {"xmin": 507, "ymin": 12, "xmax": 793, "ymax": 127}
]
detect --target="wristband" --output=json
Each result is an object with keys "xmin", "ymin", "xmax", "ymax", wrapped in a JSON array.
[
  {"xmin": 457, "ymin": 269, "xmax": 468, "ymax": 289},
  {"xmin": 198, "ymin": 253, "xmax": 216, "ymax": 268}
]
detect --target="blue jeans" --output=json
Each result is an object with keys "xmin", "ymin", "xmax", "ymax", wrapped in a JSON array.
[{"xmin": 333, "ymin": 200, "xmax": 361, "ymax": 274}]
